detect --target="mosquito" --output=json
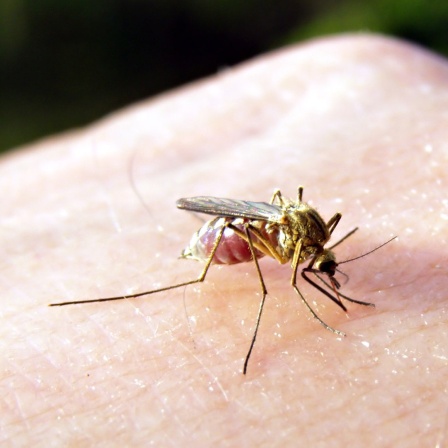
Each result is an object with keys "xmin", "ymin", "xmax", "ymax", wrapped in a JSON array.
[{"xmin": 50, "ymin": 187, "xmax": 395, "ymax": 374}]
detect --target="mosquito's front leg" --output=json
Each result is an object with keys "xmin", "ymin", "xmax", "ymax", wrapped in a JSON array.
[
  {"xmin": 301, "ymin": 267, "xmax": 347, "ymax": 312},
  {"xmin": 305, "ymin": 269, "xmax": 375, "ymax": 308},
  {"xmin": 290, "ymin": 241, "xmax": 345, "ymax": 336}
]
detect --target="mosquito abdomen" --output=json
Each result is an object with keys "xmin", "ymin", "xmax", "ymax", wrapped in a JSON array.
[{"xmin": 181, "ymin": 217, "xmax": 267, "ymax": 265}]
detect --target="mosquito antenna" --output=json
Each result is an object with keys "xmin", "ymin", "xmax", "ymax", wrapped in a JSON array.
[{"xmin": 339, "ymin": 236, "xmax": 397, "ymax": 265}]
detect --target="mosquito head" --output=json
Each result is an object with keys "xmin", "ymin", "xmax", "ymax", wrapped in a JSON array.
[{"xmin": 314, "ymin": 249, "xmax": 338, "ymax": 277}]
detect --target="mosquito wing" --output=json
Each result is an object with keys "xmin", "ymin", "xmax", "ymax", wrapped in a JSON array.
[{"xmin": 176, "ymin": 196, "xmax": 283, "ymax": 222}]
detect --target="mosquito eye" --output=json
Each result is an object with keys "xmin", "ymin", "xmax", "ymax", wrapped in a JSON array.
[{"xmin": 319, "ymin": 260, "xmax": 337, "ymax": 276}]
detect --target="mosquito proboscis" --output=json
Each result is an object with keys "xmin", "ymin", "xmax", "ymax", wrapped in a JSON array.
[{"xmin": 50, "ymin": 187, "xmax": 396, "ymax": 374}]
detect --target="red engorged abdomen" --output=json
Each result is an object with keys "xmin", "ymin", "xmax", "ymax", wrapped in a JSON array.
[{"xmin": 200, "ymin": 222, "xmax": 266, "ymax": 265}]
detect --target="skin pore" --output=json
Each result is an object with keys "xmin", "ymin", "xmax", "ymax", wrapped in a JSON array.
[{"xmin": 1, "ymin": 35, "xmax": 447, "ymax": 446}]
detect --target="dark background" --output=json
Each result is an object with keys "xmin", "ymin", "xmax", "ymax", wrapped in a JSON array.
[{"xmin": 1, "ymin": 0, "xmax": 448, "ymax": 153}]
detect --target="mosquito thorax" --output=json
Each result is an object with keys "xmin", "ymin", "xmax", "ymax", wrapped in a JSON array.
[{"xmin": 273, "ymin": 201, "xmax": 330, "ymax": 258}]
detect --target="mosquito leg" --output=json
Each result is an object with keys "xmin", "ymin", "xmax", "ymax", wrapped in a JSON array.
[
  {"xmin": 338, "ymin": 295, "xmax": 375, "ymax": 307},
  {"xmin": 290, "ymin": 243, "xmax": 345, "ymax": 336},
  {"xmin": 49, "ymin": 225, "xmax": 228, "ymax": 306},
  {"xmin": 310, "ymin": 270, "xmax": 375, "ymax": 307},
  {"xmin": 326, "ymin": 212, "xmax": 342, "ymax": 235},
  {"xmin": 270, "ymin": 185, "xmax": 303, "ymax": 205},
  {"xmin": 270, "ymin": 189, "xmax": 284, "ymax": 206},
  {"xmin": 294, "ymin": 279, "xmax": 346, "ymax": 336},
  {"xmin": 328, "ymin": 227, "xmax": 358, "ymax": 250},
  {"xmin": 290, "ymin": 239, "xmax": 303, "ymax": 286},
  {"xmin": 301, "ymin": 269, "xmax": 347, "ymax": 312},
  {"xmin": 242, "ymin": 224, "xmax": 269, "ymax": 375},
  {"xmin": 224, "ymin": 223, "xmax": 286, "ymax": 264}
]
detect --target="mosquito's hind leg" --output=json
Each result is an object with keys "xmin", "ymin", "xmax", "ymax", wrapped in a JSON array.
[{"xmin": 49, "ymin": 224, "xmax": 228, "ymax": 306}]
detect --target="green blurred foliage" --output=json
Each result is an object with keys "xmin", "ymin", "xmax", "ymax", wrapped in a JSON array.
[
  {"xmin": 1, "ymin": 0, "xmax": 447, "ymax": 152},
  {"xmin": 286, "ymin": 0, "xmax": 448, "ymax": 55}
]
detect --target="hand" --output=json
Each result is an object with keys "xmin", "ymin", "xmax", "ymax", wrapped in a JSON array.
[{"xmin": 2, "ymin": 34, "xmax": 446, "ymax": 445}]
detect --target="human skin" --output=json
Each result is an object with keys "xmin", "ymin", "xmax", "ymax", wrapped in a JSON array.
[{"xmin": 1, "ymin": 34, "xmax": 447, "ymax": 446}]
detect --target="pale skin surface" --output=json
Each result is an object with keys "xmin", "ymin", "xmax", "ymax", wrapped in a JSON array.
[{"xmin": 1, "ymin": 34, "xmax": 447, "ymax": 446}]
